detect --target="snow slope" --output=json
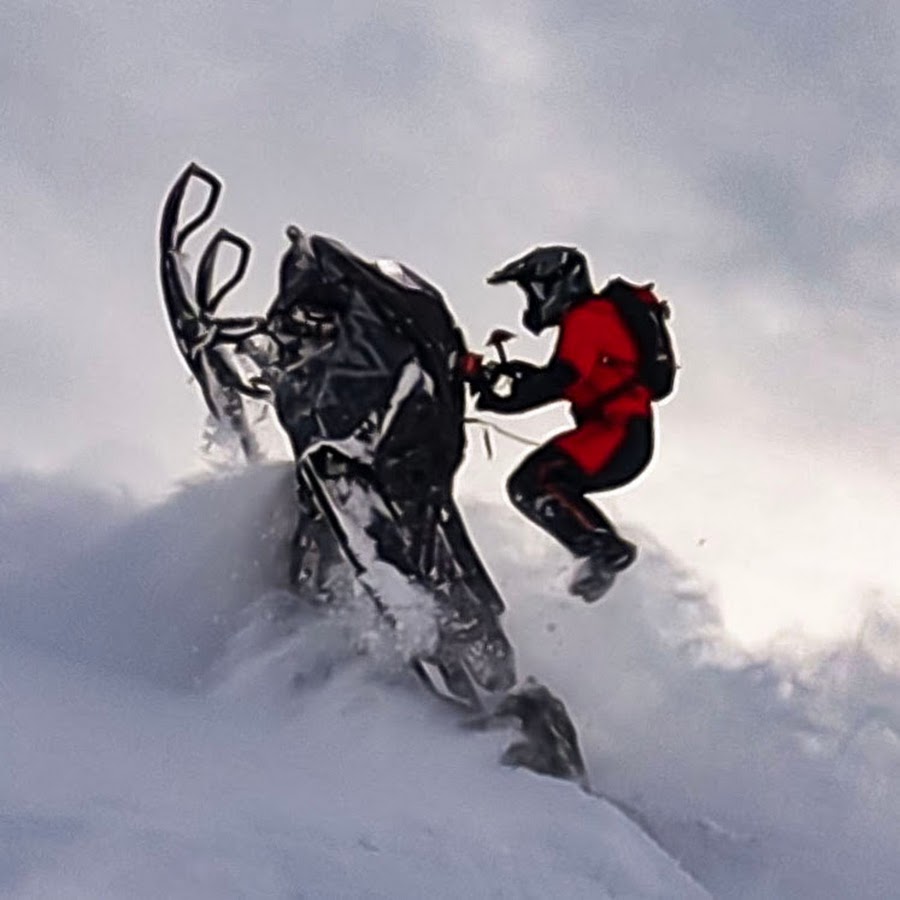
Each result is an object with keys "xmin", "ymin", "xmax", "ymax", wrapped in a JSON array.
[
  {"xmin": 3, "ymin": 463, "xmax": 900, "ymax": 898},
  {"xmin": 0, "ymin": 466, "xmax": 704, "ymax": 900}
]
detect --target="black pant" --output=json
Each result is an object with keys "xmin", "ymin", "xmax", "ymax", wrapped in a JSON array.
[{"xmin": 506, "ymin": 416, "xmax": 654, "ymax": 557}]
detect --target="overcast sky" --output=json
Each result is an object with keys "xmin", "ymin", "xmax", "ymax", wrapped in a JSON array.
[{"xmin": 2, "ymin": 0, "xmax": 898, "ymax": 647}]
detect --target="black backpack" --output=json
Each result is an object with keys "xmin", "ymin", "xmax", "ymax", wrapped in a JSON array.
[{"xmin": 597, "ymin": 278, "xmax": 678, "ymax": 401}]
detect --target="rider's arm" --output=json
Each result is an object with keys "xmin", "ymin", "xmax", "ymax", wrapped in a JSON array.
[{"xmin": 475, "ymin": 358, "xmax": 578, "ymax": 414}]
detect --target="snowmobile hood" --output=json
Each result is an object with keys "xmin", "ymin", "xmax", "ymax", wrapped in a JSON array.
[{"xmin": 273, "ymin": 227, "xmax": 353, "ymax": 319}]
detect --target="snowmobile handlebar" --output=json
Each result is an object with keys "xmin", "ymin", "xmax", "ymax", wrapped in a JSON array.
[
  {"xmin": 158, "ymin": 163, "xmax": 268, "ymax": 462},
  {"xmin": 485, "ymin": 328, "xmax": 516, "ymax": 365},
  {"xmin": 160, "ymin": 163, "xmax": 253, "ymax": 319},
  {"xmin": 159, "ymin": 162, "xmax": 223, "ymax": 257},
  {"xmin": 196, "ymin": 228, "xmax": 252, "ymax": 315}
]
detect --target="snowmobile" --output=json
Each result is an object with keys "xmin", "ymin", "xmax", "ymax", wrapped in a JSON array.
[{"xmin": 158, "ymin": 163, "xmax": 586, "ymax": 784}]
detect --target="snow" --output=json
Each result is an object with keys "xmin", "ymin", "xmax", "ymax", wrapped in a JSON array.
[
  {"xmin": 0, "ymin": 466, "xmax": 703, "ymax": 899},
  {"xmin": 2, "ymin": 640, "xmax": 701, "ymax": 900},
  {"xmin": 2, "ymin": 463, "xmax": 899, "ymax": 898}
]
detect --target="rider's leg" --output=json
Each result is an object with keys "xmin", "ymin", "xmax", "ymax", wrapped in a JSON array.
[{"xmin": 506, "ymin": 416, "xmax": 653, "ymax": 566}]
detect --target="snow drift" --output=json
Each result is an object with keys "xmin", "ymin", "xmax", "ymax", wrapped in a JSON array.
[{"xmin": 2, "ymin": 464, "xmax": 899, "ymax": 898}]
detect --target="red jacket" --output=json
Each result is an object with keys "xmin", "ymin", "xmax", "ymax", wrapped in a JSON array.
[{"xmin": 555, "ymin": 296, "xmax": 652, "ymax": 422}]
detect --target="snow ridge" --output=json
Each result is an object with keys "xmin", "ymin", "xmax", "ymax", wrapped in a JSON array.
[
  {"xmin": 2, "ymin": 465, "xmax": 899, "ymax": 898},
  {"xmin": 1, "ymin": 466, "xmax": 704, "ymax": 899}
]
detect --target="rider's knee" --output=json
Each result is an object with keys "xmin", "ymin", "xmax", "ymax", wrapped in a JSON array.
[{"xmin": 506, "ymin": 463, "xmax": 532, "ymax": 513}]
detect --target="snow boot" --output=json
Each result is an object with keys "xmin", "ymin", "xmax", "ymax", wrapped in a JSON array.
[{"xmin": 569, "ymin": 535, "xmax": 637, "ymax": 603}]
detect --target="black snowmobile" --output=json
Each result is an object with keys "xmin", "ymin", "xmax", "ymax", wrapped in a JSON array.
[{"xmin": 158, "ymin": 163, "xmax": 585, "ymax": 784}]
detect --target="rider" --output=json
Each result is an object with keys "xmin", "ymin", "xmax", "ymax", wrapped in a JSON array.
[{"xmin": 473, "ymin": 246, "xmax": 656, "ymax": 602}]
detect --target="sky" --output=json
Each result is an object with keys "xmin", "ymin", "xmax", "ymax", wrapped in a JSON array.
[{"xmin": 2, "ymin": 0, "xmax": 898, "ymax": 648}]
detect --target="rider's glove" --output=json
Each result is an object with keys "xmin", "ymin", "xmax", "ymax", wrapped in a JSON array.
[
  {"xmin": 460, "ymin": 352, "xmax": 501, "ymax": 397},
  {"xmin": 495, "ymin": 359, "xmax": 539, "ymax": 380}
]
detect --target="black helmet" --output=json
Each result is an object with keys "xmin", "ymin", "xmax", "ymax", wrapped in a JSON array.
[{"xmin": 486, "ymin": 245, "xmax": 593, "ymax": 335}]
